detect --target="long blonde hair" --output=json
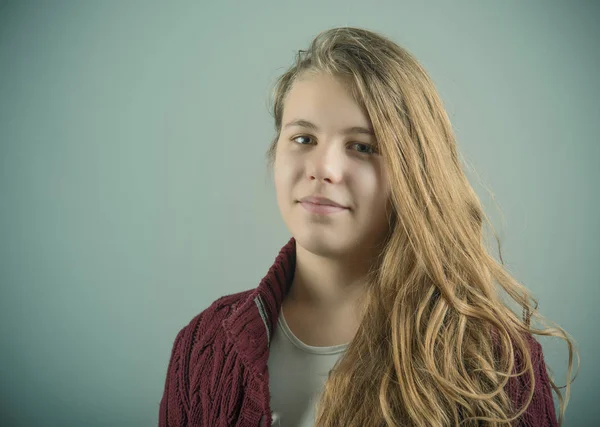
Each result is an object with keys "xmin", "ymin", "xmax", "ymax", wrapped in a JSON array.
[{"xmin": 265, "ymin": 27, "xmax": 578, "ymax": 426}]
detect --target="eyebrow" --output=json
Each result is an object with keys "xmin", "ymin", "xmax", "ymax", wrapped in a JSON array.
[{"xmin": 283, "ymin": 119, "xmax": 375, "ymax": 136}]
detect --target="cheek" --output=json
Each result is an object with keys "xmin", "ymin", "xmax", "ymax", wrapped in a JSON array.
[
  {"xmin": 354, "ymin": 169, "xmax": 389, "ymax": 217},
  {"xmin": 354, "ymin": 170, "xmax": 378, "ymax": 199},
  {"xmin": 274, "ymin": 155, "xmax": 297, "ymax": 203},
  {"xmin": 275, "ymin": 152, "xmax": 300, "ymax": 185},
  {"xmin": 273, "ymin": 169, "xmax": 287, "ymax": 204}
]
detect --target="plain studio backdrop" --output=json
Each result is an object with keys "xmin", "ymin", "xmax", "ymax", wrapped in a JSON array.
[{"xmin": 0, "ymin": 1, "xmax": 597, "ymax": 425}]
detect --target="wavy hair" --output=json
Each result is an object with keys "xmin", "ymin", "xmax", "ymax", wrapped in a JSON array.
[{"xmin": 265, "ymin": 27, "xmax": 578, "ymax": 426}]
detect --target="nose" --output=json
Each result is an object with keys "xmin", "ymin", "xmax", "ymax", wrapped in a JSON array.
[{"xmin": 306, "ymin": 142, "xmax": 344, "ymax": 184}]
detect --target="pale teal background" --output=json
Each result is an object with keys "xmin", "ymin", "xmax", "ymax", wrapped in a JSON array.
[{"xmin": 0, "ymin": 1, "xmax": 598, "ymax": 425}]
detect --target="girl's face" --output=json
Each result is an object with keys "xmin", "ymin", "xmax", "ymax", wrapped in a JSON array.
[{"xmin": 274, "ymin": 72, "xmax": 392, "ymax": 259}]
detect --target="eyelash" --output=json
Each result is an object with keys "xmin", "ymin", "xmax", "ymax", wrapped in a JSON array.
[{"xmin": 291, "ymin": 135, "xmax": 378, "ymax": 155}]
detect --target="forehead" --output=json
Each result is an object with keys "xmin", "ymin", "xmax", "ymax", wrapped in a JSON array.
[{"xmin": 282, "ymin": 73, "xmax": 370, "ymax": 128}]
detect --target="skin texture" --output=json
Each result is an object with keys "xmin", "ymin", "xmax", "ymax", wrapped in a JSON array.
[{"xmin": 273, "ymin": 72, "xmax": 393, "ymax": 344}]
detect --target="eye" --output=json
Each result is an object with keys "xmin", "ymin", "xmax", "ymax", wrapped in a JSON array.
[
  {"xmin": 351, "ymin": 143, "xmax": 377, "ymax": 155},
  {"xmin": 291, "ymin": 135, "xmax": 378, "ymax": 156},
  {"xmin": 292, "ymin": 135, "xmax": 313, "ymax": 145}
]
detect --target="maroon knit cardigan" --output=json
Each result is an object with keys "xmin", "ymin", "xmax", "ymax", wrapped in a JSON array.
[{"xmin": 159, "ymin": 238, "xmax": 559, "ymax": 426}]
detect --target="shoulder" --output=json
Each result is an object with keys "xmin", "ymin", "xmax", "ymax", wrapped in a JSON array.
[
  {"xmin": 171, "ymin": 288, "xmax": 255, "ymax": 355},
  {"xmin": 512, "ymin": 333, "xmax": 546, "ymax": 375},
  {"xmin": 508, "ymin": 333, "xmax": 558, "ymax": 426},
  {"xmin": 162, "ymin": 288, "xmax": 256, "ymax": 390},
  {"xmin": 159, "ymin": 288, "xmax": 256, "ymax": 425},
  {"xmin": 491, "ymin": 329, "xmax": 546, "ymax": 369}
]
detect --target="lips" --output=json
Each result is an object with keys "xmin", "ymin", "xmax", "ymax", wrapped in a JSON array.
[
  {"xmin": 299, "ymin": 201, "xmax": 347, "ymax": 215},
  {"xmin": 298, "ymin": 195, "xmax": 347, "ymax": 209}
]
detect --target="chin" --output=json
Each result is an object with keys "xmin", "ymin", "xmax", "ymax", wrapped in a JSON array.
[{"xmin": 293, "ymin": 228, "xmax": 356, "ymax": 259}]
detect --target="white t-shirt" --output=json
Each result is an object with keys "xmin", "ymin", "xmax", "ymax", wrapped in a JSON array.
[{"xmin": 267, "ymin": 310, "xmax": 349, "ymax": 426}]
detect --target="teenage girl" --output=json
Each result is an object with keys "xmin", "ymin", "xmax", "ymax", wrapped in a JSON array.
[{"xmin": 159, "ymin": 27, "xmax": 577, "ymax": 427}]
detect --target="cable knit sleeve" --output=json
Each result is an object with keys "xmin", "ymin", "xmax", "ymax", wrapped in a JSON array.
[
  {"xmin": 157, "ymin": 295, "xmax": 241, "ymax": 427},
  {"xmin": 513, "ymin": 336, "xmax": 559, "ymax": 427},
  {"xmin": 159, "ymin": 326, "xmax": 189, "ymax": 427}
]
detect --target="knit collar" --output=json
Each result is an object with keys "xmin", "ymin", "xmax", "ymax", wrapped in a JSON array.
[{"xmin": 222, "ymin": 237, "xmax": 297, "ymax": 375}]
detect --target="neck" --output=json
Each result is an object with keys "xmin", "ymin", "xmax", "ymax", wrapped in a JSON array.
[{"xmin": 287, "ymin": 243, "xmax": 375, "ymax": 311}]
